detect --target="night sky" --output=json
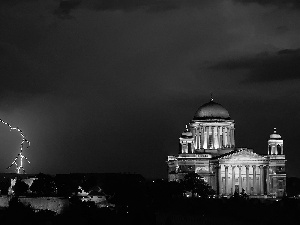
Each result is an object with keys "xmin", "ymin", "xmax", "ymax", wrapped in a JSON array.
[{"xmin": 0, "ymin": 0, "xmax": 300, "ymax": 179}]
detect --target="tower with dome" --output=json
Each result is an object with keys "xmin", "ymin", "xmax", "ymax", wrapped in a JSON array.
[{"xmin": 167, "ymin": 98, "xmax": 286, "ymax": 198}]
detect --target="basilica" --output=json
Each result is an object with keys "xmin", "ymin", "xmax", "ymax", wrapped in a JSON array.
[{"xmin": 167, "ymin": 98, "xmax": 286, "ymax": 197}]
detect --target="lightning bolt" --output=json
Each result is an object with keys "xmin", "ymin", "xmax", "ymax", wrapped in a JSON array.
[{"xmin": 0, "ymin": 119, "xmax": 30, "ymax": 174}]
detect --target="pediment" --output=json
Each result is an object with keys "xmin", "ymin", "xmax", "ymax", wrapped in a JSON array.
[{"xmin": 219, "ymin": 149, "xmax": 266, "ymax": 161}]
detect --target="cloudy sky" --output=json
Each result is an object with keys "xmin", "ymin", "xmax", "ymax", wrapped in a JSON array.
[{"xmin": 0, "ymin": 0, "xmax": 300, "ymax": 178}]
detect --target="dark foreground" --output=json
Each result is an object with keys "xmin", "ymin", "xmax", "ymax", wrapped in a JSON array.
[
  {"xmin": 1, "ymin": 196, "xmax": 300, "ymax": 225},
  {"xmin": 1, "ymin": 174, "xmax": 300, "ymax": 225}
]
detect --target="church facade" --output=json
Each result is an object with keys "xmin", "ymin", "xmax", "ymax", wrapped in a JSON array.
[{"xmin": 167, "ymin": 98, "xmax": 286, "ymax": 197}]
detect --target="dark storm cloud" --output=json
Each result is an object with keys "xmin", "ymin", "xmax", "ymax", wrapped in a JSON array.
[
  {"xmin": 0, "ymin": 0, "xmax": 38, "ymax": 5},
  {"xmin": 90, "ymin": 0, "xmax": 181, "ymax": 12},
  {"xmin": 234, "ymin": 0, "xmax": 300, "ymax": 9},
  {"xmin": 53, "ymin": 0, "xmax": 179, "ymax": 16},
  {"xmin": 54, "ymin": 0, "xmax": 81, "ymax": 18},
  {"xmin": 0, "ymin": 43, "xmax": 54, "ymax": 96},
  {"xmin": 1, "ymin": 0, "xmax": 300, "ymax": 179},
  {"xmin": 209, "ymin": 48, "xmax": 300, "ymax": 83},
  {"xmin": 276, "ymin": 25, "xmax": 289, "ymax": 34},
  {"xmin": 0, "ymin": 0, "xmax": 63, "ymax": 105},
  {"xmin": 53, "ymin": 0, "xmax": 213, "ymax": 16}
]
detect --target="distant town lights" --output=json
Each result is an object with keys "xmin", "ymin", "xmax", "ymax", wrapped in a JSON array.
[{"xmin": 0, "ymin": 119, "xmax": 30, "ymax": 174}]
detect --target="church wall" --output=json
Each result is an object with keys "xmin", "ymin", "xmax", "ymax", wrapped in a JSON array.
[
  {"xmin": 270, "ymin": 176, "xmax": 286, "ymax": 197},
  {"xmin": 168, "ymin": 157, "xmax": 286, "ymax": 197},
  {"xmin": 208, "ymin": 174, "xmax": 216, "ymax": 190}
]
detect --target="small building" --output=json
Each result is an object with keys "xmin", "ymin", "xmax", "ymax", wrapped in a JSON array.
[{"xmin": 167, "ymin": 98, "xmax": 286, "ymax": 197}]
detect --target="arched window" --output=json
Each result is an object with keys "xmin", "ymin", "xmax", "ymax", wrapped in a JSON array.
[
  {"xmin": 277, "ymin": 145, "xmax": 282, "ymax": 155},
  {"xmin": 268, "ymin": 145, "xmax": 272, "ymax": 155},
  {"xmin": 188, "ymin": 143, "xmax": 192, "ymax": 153}
]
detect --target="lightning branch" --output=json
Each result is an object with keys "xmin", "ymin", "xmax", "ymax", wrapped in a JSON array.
[{"xmin": 0, "ymin": 119, "xmax": 30, "ymax": 174}]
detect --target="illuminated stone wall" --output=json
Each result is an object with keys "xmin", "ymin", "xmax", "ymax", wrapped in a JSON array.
[
  {"xmin": 19, "ymin": 197, "xmax": 69, "ymax": 214},
  {"xmin": 0, "ymin": 196, "xmax": 69, "ymax": 214},
  {"xmin": 0, "ymin": 196, "xmax": 10, "ymax": 208}
]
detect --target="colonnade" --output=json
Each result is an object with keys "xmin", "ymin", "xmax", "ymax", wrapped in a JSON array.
[
  {"xmin": 216, "ymin": 164, "xmax": 270, "ymax": 195},
  {"xmin": 194, "ymin": 125, "xmax": 235, "ymax": 149}
]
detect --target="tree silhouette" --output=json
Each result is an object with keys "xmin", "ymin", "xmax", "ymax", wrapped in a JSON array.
[
  {"xmin": 30, "ymin": 173, "xmax": 56, "ymax": 196},
  {"xmin": 13, "ymin": 179, "xmax": 29, "ymax": 196},
  {"xmin": 181, "ymin": 173, "xmax": 215, "ymax": 197},
  {"xmin": 55, "ymin": 174, "xmax": 79, "ymax": 197},
  {"xmin": 0, "ymin": 177, "xmax": 11, "ymax": 195}
]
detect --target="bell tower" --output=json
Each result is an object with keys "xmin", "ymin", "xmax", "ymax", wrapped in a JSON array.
[
  {"xmin": 268, "ymin": 128, "xmax": 286, "ymax": 197},
  {"xmin": 268, "ymin": 128, "xmax": 283, "ymax": 155},
  {"xmin": 179, "ymin": 125, "xmax": 195, "ymax": 154}
]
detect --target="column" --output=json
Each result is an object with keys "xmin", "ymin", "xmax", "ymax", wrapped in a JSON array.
[
  {"xmin": 238, "ymin": 165, "xmax": 242, "ymax": 193},
  {"xmin": 217, "ymin": 126, "xmax": 221, "ymax": 149},
  {"xmin": 230, "ymin": 128, "xmax": 233, "ymax": 148},
  {"xmin": 212, "ymin": 126, "xmax": 215, "ymax": 149},
  {"xmin": 207, "ymin": 126, "xmax": 210, "ymax": 149},
  {"xmin": 231, "ymin": 165, "xmax": 235, "ymax": 194},
  {"xmin": 225, "ymin": 166, "xmax": 228, "ymax": 195},
  {"xmin": 260, "ymin": 165, "xmax": 264, "ymax": 195},
  {"xmin": 229, "ymin": 127, "xmax": 232, "ymax": 148},
  {"xmin": 215, "ymin": 127, "xmax": 218, "ymax": 149},
  {"xmin": 252, "ymin": 165, "xmax": 256, "ymax": 195},
  {"xmin": 191, "ymin": 140, "xmax": 195, "ymax": 153},
  {"xmin": 227, "ymin": 128, "xmax": 230, "ymax": 148},
  {"xmin": 222, "ymin": 127, "xmax": 226, "ymax": 148},
  {"xmin": 195, "ymin": 127, "xmax": 199, "ymax": 149},
  {"xmin": 281, "ymin": 145, "xmax": 284, "ymax": 154},
  {"xmin": 200, "ymin": 126, "xmax": 204, "ymax": 149},
  {"xmin": 215, "ymin": 126, "xmax": 218, "ymax": 149},
  {"xmin": 218, "ymin": 165, "xmax": 222, "ymax": 195},
  {"xmin": 214, "ymin": 126, "xmax": 217, "ymax": 149},
  {"xmin": 224, "ymin": 127, "xmax": 227, "ymax": 147},
  {"xmin": 246, "ymin": 165, "xmax": 249, "ymax": 194},
  {"xmin": 230, "ymin": 128, "xmax": 232, "ymax": 147},
  {"xmin": 203, "ymin": 126, "xmax": 207, "ymax": 149},
  {"xmin": 191, "ymin": 128, "xmax": 195, "ymax": 148},
  {"xmin": 266, "ymin": 166, "xmax": 270, "ymax": 195},
  {"xmin": 229, "ymin": 128, "xmax": 232, "ymax": 148},
  {"xmin": 232, "ymin": 128, "xmax": 235, "ymax": 147},
  {"xmin": 192, "ymin": 127, "xmax": 196, "ymax": 149},
  {"xmin": 227, "ymin": 127, "xmax": 230, "ymax": 148},
  {"xmin": 213, "ymin": 126, "xmax": 217, "ymax": 149}
]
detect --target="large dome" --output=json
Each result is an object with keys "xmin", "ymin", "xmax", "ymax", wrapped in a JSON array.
[{"xmin": 194, "ymin": 100, "xmax": 230, "ymax": 120}]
